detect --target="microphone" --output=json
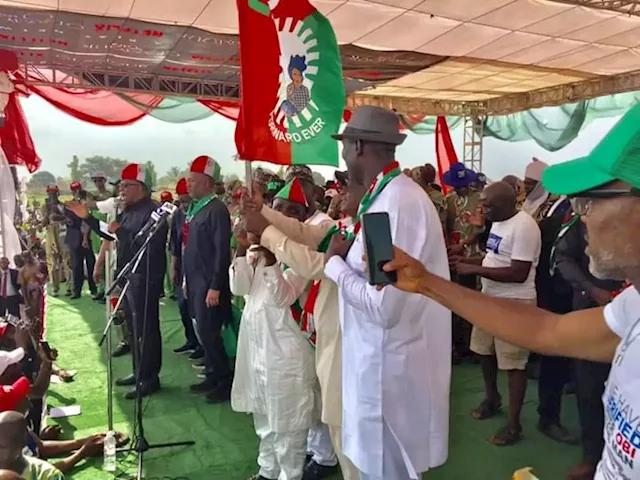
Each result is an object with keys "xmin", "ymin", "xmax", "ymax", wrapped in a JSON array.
[{"xmin": 133, "ymin": 202, "xmax": 177, "ymax": 244}]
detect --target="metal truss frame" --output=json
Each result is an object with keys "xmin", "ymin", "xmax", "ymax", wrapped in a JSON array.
[
  {"xmin": 352, "ymin": 68, "xmax": 640, "ymax": 116},
  {"xmin": 548, "ymin": 0, "xmax": 640, "ymax": 16},
  {"xmin": 18, "ymin": 64, "xmax": 240, "ymax": 100},
  {"xmin": 462, "ymin": 116, "xmax": 484, "ymax": 173}
]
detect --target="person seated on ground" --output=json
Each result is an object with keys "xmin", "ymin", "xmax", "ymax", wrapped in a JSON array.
[{"xmin": 0, "ymin": 411, "xmax": 64, "ymax": 480}]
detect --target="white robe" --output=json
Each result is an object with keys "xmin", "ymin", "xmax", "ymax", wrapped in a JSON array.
[
  {"xmin": 230, "ymin": 255, "xmax": 317, "ymax": 433},
  {"xmin": 324, "ymin": 174, "xmax": 451, "ymax": 477}
]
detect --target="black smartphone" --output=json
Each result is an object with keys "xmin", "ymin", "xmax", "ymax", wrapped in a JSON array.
[{"xmin": 361, "ymin": 212, "xmax": 397, "ymax": 286}]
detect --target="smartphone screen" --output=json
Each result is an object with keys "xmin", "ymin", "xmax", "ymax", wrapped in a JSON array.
[{"xmin": 361, "ymin": 212, "xmax": 397, "ymax": 286}]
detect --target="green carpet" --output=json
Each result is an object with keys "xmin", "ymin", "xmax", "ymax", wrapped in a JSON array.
[{"xmin": 44, "ymin": 292, "xmax": 582, "ymax": 480}]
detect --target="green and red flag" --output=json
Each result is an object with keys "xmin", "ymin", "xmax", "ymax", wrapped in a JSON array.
[{"xmin": 234, "ymin": 0, "xmax": 345, "ymax": 167}]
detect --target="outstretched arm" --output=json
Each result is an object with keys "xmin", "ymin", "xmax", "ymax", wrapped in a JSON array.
[
  {"xmin": 261, "ymin": 205, "xmax": 331, "ymax": 249},
  {"xmin": 260, "ymin": 226, "xmax": 327, "ymax": 281}
]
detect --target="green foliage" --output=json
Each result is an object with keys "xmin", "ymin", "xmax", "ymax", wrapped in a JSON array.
[
  {"xmin": 67, "ymin": 155, "xmax": 80, "ymax": 181},
  {"xmin": 76, "ymin": 156, "xmax": 128, "ymax": 182},
  {"xmin": 144, "ymin": 161, "xmax": 158, "ymax": 188},
  {"xmin": 27, "ymin": 171, "xmax": 56, "ymax": 190}
]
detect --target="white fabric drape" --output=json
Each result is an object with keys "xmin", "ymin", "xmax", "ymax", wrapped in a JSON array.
[{"xmin": 0, "ymin": 149, "xmax": 21, "ymax": 267}]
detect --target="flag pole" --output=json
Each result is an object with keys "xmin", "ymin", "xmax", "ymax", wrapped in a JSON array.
[{"xmin": 244, "ymin": 160, "xmax": 252, "ymax": 196}]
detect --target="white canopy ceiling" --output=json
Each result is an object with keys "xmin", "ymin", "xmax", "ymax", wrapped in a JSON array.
[{"xmin": 2, "ymin": 0, "xmax": 640, "ymax": 114}]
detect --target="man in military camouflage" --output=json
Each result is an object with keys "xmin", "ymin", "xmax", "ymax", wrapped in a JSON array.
[
  {"xmin": 41, "ymin": 185, "xmax": 72, "ymax": 297},
  {"xmin": 443, "ymin": 163, "xmax": 483, "ymax": 362}
]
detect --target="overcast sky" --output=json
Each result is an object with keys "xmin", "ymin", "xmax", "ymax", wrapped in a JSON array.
[{"xmin": 21, "ymin": 95, "xmax": 620, "ymax": 183}]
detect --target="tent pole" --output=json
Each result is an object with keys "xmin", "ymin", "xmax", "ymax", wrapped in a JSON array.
[{"xmin": 244, "ymin": 160, "xmax": 252, "ymax": 196}]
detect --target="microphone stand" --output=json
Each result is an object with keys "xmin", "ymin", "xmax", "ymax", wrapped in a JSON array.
[{"xmin": 101, "ymin": 217, "xmax": 194, "ymax": 480}]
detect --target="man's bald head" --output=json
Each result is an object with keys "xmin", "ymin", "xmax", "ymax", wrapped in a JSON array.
[
  {"xmin": 482, "ymin": 181, "xmax": 517, "ymax": 222},
  {"xmin": 0, "ymin": 412, "xmax": 26, "ymax": 471},
  {"xmin": 422, "ymin": 164, "xmax": 436, "ymax": 185}
]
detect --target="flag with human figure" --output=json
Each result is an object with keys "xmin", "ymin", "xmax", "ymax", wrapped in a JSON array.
[{"xmin": 234, "ymin": 0, "xmax": 345, "ymax": 166}]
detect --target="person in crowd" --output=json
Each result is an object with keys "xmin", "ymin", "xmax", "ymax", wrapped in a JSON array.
[
  {"xmin": 65, "ymin": 182, "xmax": 96, "ymax": 300},
  {"xmin": 67, "ymin": 164, "xmax": 167, "ymax": 399},
  {"xmin": 452, "ymin": 182, "xmax": 541, "ymax": 446},
  {"xmin": 554, "ymin": 215, "xmax": 623, "ymax": 480},
  {"xmin": 420, "ymin": 164, "xmax": 446, "ymax": 230},
  {"xmin": 280, "ymin": 166, "xmax": 339, "ymax": 477},
  {"xmin": 241, "ymin": 177, "xmax": 367, "ymax": 480},
  {"xmin": 88, "ymin": 171, "xmax": 110, "ymax": 302},
  {"xmin": 502, "ymin": 175, "xmax": 526, "ymax": 210},
  {"xmin": 322, "ymin": 106, "xmax": 450, "ymax": 480},
  {"xmin": 0, "ymin": 257, "xmax": 20, "ymax": 318},
  {"xmin": 232, "ymin": 180, "xmax": 317, "ymax": 480},
  {"xmin": 170, "ymin": 178, "xmax": 198, "ymax": 355},
  {"xmin": 160, "ymin": 190, "xmax": 176, "ymax": 299},
  {"xmin": 443, "ymin": 163, "xmax": 483, "ymax": 363},
  {"xmin": 377, "ymin": 103, "xmax": 640, "ymax": 480},
  {"xmin": 521, "ymin": 158, "xmax": 577, "ymax": 445},
  {"xmin": 40, "ymin": 186, "xmax": 70, "ymax": 298},
  {"xmin": 0, "ymin": 411, "xmax": 64, "ymax": 480},
  {"xmin": 92, "ymin": 180, "xmax": 131, "ymax": 356},
  {"xmin": 183, "ymin": 155, "xmax": 233, "ymax": 404}
]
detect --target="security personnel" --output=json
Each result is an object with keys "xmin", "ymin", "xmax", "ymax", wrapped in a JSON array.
[
  {"xmin": 66, "ymin": 182, "xmax": 97, "ymax": 300},
  {"xmin": 183, "ymin": 155, "xmax": 233, "ymax": 404},
  {"xmin": 67, "ymin": 164, "xmax": 167, "ymax": 399}
]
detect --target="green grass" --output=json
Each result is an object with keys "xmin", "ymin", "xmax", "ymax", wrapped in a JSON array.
[{"xmin": 45, "ymin": 292, "xmax": 582, "ymax": 480}]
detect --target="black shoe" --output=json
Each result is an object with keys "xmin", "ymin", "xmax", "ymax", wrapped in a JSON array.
[
  {"xmin": 190, "ymin": 379, "xmax": 217, "ymax": 394},
  {"xmin": 65, "ymin": 290, "xmax": 73, "ymax": 297},
  {"xmin": 92, "ymin": 292, "xmax": 105, "ymax": 301},
  {"xmin": 69, "ymin": 293, "xmax": 81, "ymax": 300},
  {"xmin": 173, "ymin": 343, "xmax": 197, "ymax": 355},
  {"xmin": 188, "ymin": 347, "xmax": 204, "ymax": 361},
  {"xmin": 112, "ymin": 342, "xmax": 131, "ymax": 358},
  {"xmin": 205, "ymin": 383, "xmax": 231, "ymax": 404},
  {"xmin": 124, "ymin": 379, "xmax": 160, "ymax": 400},
  {"xmin": 537, "ymin": 422, "xmax": 579, "ymax": 445},
  {"xmin": 115, "ymin": 373, "xmax": 136, "ymax": 387},
  {"xmin": 302, "ymin": 460, "xmax": 339, "ymax": 480}
]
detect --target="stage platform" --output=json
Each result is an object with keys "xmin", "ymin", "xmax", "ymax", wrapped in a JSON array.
[{"xmin": 45, "ymin": 290, "xmax": 582, "ymax": 479}]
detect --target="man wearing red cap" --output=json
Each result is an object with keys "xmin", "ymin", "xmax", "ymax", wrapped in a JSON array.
[
  {"xmin": 169, "ymin": 178, "xmax": 198, "ymax": 355},
  {"xmin": 67, "ymin": 163, "xmax": 168, "ymax": 399},
  {"xmin": 183, "ymin": 155, "xmax": 233, "ymax": 403}
]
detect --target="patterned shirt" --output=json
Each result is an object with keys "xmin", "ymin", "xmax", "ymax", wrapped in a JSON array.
[{"xmin": 286, "ymin": 83, "xmax": 310, "ymax": 114}]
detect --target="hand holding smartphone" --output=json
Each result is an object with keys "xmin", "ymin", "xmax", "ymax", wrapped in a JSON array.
[{"xmin": 361, "ymin": 212, "xmax": 397, "ymax": 286}]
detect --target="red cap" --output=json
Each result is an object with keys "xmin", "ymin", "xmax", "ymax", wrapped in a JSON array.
[
  {"xmin": 175, "ymin": 177, "xmax": 189, "ymax": 196},
  {"xmin": 160, "ymin": 191, "xmax": 173, "ymax": 202},
  {"xmin": 70, "ymin": 181, "xmax": 82, "ymax": 191},
  {"xmin": 0, "ymin": 323, "xmax": 8, "ymax": 337},
  {"xmin": 0, "ymin": 377, "xmax": 30, "ymax": 413}
]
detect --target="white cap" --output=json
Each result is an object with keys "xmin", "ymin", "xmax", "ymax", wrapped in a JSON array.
[{"xmin": 0, "ymin": 348, "xmax": 25, "ymax": 376}]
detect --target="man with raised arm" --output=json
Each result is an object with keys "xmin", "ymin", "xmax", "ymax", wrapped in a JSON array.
[{"xmin": 379, "ymin": 104, "xmax": 640, "ymax": 480}]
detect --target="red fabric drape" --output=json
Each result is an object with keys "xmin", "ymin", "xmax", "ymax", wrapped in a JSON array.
[
  {"xmin": 435, "ymin": 115, "xmax": 458, "ymax": 196},
  {"xmin": 199, "ymin": 99, "xmax": 240, "ymax": 121},
  {"xmin": 0, "ymin": 91, "xmax": 41, "ymax": 172}
]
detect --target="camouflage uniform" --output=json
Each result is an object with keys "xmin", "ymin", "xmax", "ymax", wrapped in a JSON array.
[
  {"xmin": 41, "ymin": 203, "xmax": 72, "ymax": 296},
  {"xmin": 445, "ymin": 189, "xmax": 482, "ymax": 256}
]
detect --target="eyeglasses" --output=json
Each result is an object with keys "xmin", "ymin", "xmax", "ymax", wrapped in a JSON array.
[{"xmin": 569, "ymin": 188, "xmax": 640, "ymax": 216}]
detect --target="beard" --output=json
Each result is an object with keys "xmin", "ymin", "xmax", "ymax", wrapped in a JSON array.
[{"xmin": 587, "ymin": 249, "xmax": 627, "ymax": 281}]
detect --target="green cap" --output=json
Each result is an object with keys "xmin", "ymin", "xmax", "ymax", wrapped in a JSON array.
[{"xmin": 542, "ymin": 104, "xmax": 640, "ymax": 195}]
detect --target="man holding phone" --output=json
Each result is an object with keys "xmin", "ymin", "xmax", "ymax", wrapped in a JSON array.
[{"xmin": 323, "ymin": 106, "xmax": 451, "ymax": 480}]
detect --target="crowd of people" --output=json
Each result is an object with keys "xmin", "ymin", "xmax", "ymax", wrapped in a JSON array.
[{"xmin": 0, "ymin": 103, "xmax": 638, "ymax": 480}]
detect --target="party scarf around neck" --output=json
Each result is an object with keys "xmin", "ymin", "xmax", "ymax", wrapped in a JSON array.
[
  {"xmin": 182, "ymin": 192, "xmax": 217, "ymax": 246},
  {"xmin": 317, "ymin": 161, "xmax": 401, "ymax": 253}
]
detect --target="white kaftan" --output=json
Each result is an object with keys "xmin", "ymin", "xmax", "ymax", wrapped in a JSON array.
[
  {"xmin": 230, "ymin": 255, "xmax": 316, "ymax": 433},
  {"xmin": 324, "ymin": 174, "xmax": 451, "ymax": 478}
]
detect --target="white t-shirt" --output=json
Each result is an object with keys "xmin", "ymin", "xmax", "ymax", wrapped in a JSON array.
[
  {"xmin": 597, "ymin": 286, "xmax": 640, "ymax": 480},
  {"xmin": 481, "ymin": 210, "xmax": 541, "ymax": 300}
]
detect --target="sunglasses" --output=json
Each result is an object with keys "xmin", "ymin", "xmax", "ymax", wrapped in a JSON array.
[{"xmin": 569, "ymin": 188, "xmax": 640, "ymax": 216}]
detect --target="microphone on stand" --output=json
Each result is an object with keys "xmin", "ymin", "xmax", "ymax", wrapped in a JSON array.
[{"xmin": 132, "ymin": 202, "xmax": 177, "ymax": 246}]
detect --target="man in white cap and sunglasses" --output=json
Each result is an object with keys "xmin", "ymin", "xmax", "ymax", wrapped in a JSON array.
[{"xmin": 378, "ymin": 103, "xmax": 640, "ymax": 480}]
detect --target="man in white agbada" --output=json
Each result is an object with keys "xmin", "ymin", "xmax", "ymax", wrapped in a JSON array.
[
  {"xmin": 323, "ymin": 106, "xmax": 451, "ymax": 480},
  {"xmin": 230, "ymin": 180, "xmax": 317, "ymax": 480}
]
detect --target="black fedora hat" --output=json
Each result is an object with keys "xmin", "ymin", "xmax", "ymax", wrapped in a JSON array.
[{"xmin": 332, "ymin": 106, "xmax": 406, "ymax": 146}]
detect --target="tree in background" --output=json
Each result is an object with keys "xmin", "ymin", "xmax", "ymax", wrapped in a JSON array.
[
  {"xmin": 144, "ymin": 161, "xmax": 158, "ymax": 188},
  {"xmin": 67, "ymin": 155, "xmax": 80, "ymax": 181},
  {"xmin": 77, "ymin": 156, "xmax": 128, "ymax": 182},
  {"xmin": 27, "ymin": 171, "xmax": 56, "ymax": 190}
]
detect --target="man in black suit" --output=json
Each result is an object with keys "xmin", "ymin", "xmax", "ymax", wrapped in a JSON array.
[
  {"xmin": 0, "ymin": 256, "xmax": 21, "ymax": 318},
  {"xmin": 65, "ymin": 183, "xmax": 97, "ymax": 299}
]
